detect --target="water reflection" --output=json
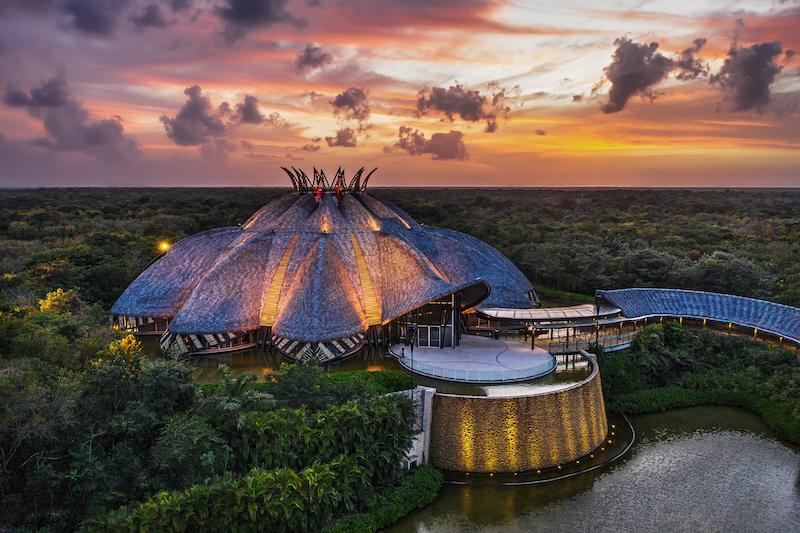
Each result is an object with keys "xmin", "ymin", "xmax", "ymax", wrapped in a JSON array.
[
  {"xmin": 386, "ymin": 406, "xmax": 800, "ymax": 533},
  {"xmin": 190, "ymin": 348, "xmax": 403, "ymax": 384},
  {"xmin": 140, "ymin": 337, "xmax": 589, "ymax": 393}
]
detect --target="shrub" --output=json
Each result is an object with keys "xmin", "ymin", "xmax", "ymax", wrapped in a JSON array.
[
  {"xmin": 599, "ymin": 350, "xmax": 647, "ymax": 397},
  {"xmin": 88, "ymin": 453, "xmax": 377, "ymax": 533},
  {"xmin": 235, "ymin": 394, "xmax": 414, "ymax": 485},
  {"xmin": 603, "ymin": 324, "xmax": 800, "ymax": 446},
  {"xmin": 265, "ymin": 364, "xmax": 413, "ymax": 410},
  {"xmin": 150, "ymin": 413, "xmax": 231, "ymax": 488},
  {"xmin": 608, "ymin": 386, "xmax": 800, "ymax": 445},
  {"xmin": 326, "ymin": 369, "xmax": 413, "ymax": 396},
  {"xmin": 198, "ymin": 365, "xmax": 413, "ymax": 411},
  {"xmin": 323, "ymin": 465, "xmax": 444, "ymax": 533}
]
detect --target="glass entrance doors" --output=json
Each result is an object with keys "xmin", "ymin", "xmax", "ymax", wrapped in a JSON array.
[{"xmin": 416, "ymin": 325, "xmax": 442, "ymax": 347}]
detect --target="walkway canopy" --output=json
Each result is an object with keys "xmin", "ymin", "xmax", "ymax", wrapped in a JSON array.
[
  {"xmin": 479, "ymin": 303, "xmax": 619, "ymax": 321},
  {"xmin": 597, "ymin": 288, "xmax": 800, "ymax": 344}
]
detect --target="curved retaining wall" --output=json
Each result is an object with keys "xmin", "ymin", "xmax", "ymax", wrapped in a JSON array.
[{"xmin": 429, "ymin": 358, "xmax": 608, "ymax": 473}]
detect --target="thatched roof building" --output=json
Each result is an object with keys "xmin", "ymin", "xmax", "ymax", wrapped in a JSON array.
[{"xmin": 112, "ymin": 168, "xmax": 535, "ymax": 360}]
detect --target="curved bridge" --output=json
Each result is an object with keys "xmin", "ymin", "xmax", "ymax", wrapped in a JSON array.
[{"xmin": 597, "ymin": 288, "xmax": 800, "ymax": 345}]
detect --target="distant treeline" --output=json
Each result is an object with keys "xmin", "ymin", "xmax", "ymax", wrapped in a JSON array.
[{"xmin": 1, "ymin": 187, "xmax": 799, "ymax": 310}]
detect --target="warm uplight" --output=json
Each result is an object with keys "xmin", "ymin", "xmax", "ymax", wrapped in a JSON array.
[
  {"xmin": 321, "ymin": 221, "xmax": 330, "ymax": 234},
  {"xmin": 157, "ymin": 241, "xmax": 171, "ymax": 252}
]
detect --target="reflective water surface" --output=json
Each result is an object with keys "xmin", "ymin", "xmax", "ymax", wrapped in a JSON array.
[
  {"xmin": 386, "ymin": 406, "xmax": 800, "ymax": 533},
  {"xmin": 141, "ymin": 338, "xmax": 591, "ymax": 393}
]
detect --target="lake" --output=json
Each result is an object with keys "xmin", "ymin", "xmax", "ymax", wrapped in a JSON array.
[{"xmin": 386, "ymin": 406, "xmax": 800, "ymax": 533}]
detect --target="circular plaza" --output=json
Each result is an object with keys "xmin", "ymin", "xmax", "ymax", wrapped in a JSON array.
[{"xmin": 390, "ymin": 334, "xmax": 555, "ymax": 383}]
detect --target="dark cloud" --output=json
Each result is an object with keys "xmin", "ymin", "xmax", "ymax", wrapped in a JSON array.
[
  {"xmin": 1, "ymin": 0, "xmax": 175, "ymax": 34},
  {"xmin": 331, "ymin": 87, "xmax": 370, "ymax": 123},
  {"xmin": 295, "ymin": 43, "xmax": 333, "ymax": 72},
  {"xmin": 216, "ymin": 0, "xmax": 304, "ymax": 42},
  {"xmin": 535, "ymin": 129, "xmax": 546, "ymax": 136},
  {"xmin": 301, "ymin": 143, "xmax": 320, "ymax": 151},
  {"xmin": 264, "ymin": 111, "xmax": 288, "ymax": 127},
  {"xmin": 3, "ymin": 76, "xmax": 137, "ymax": 156},
  {"xmin": 0, "ymin": 0, "xmax": 54, "ymax": 14},
  {"xmin": 392, "ymin": 126, "xmax": 467, "ymax": 160},
  {"xmin": 675, "ymin": 38, "xmax": 709, "ymax": 80},
  {"xmin": 61, "ymin": 0, "xmax": 127, "ymax": 36},
  {"xmin": 235, "ymin": 94, "xmax": 265, "ymax": 124},
  {"xmin": 325, "ymin": 127, "xmax": 357, "ymax": 147},
  {"xmin": 132, "ymin": 3, "xmax": 168, "ymax": 29},
  {"xmin": 601, "ymin": 37, "xmax": 674, "ymax": 114},
  {"xmin": 572, "ymin": 94, "xmax": 583, "ymax": 102},
  {"xmin": 160, "ymin": 85, "xmax": 230, "ymax": 146},
  {"xmin": 711, "ymin": 41, "xmax": 784, "ymax": 111},
  {"xmin": 598, "ymin": 36, "xmax": 714, "ymax": 113},
  {"xmin": 416, "ymin": 84, "xmax": 510, "ymax": 132},
  {"xmin": 4, "ymin": 77, "xmax": 70, "ymax": 107}
]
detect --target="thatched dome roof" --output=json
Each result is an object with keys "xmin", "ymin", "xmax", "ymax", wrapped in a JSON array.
[{"xmin": 112, "ymin": 172, "xmax": 533, "ymax": 343}]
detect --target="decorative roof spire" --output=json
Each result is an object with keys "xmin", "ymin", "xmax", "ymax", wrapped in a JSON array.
[{"xmin": 281, "ymin": 166, "xmax": 377, "ymax": 193}]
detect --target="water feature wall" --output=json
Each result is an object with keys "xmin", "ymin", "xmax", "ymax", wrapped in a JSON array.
[{"xmin": 428, "ymin": 356, "xmax": 607, "ymax": 473}]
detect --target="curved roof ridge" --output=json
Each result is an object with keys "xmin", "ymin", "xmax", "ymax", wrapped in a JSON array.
[
  {"xmin": 111, "ymin": 226, "xmax": 241, "ymax": 317},
  {"xmin": 368, "ymin": 195, "xmax": 419, "ymax": 228},
  {"xmin": 339, "ymin": 193, "xmax": 381, "ymax": 231},
  {"xmin": 354, "ymin": 192, "xmax": 415, "ymax": 228},
  {"xmin": 305, "ymin": 193, "xmax": 350, "ymax": 233},
  {"xmin": 273, "ymin": 235, "xmax": 367, "ymax": 341},
  {"xmin": 269, "ymin": 194, "xmax": 317, "ymax": 231},
  {"xmin": 375, "ymin": 234, "xmax": 454, "ymax": 320},
  {"xmin": 168, "ymin": 232, "xmax": 273, "ymax": 334},
  {"xmin": 242, "ymin": 193, "xmax": 298, "ymax": 231}
]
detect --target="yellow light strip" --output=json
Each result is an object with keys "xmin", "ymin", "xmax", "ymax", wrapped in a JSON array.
[
  {"xmin": 350, "ymin": 233, "xmax": 381, "ymax": 325},
  {"xmin": 260, "ymin": 235, "xmax": 299, "ymax": 326}
]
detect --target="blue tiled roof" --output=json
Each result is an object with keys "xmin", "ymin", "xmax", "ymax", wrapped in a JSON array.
[{"xmin": 597, "ymin": 288, "xmax": 800, "ymax": 343}]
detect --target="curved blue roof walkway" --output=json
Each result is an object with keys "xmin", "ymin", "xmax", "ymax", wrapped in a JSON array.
[{"xmin": 597, "ymin": 288, "xmax": 800, "ymax": 345}]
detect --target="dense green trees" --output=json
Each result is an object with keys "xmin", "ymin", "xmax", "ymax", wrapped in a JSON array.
[
  {"xmin": 86, "ymin": 380, "xmax": 414, "ymax": 532},
  {"xmin": 0, "ymin": 298, "xmax": 416, "ymax": 531},
  {"xmin": 2, "ymin": 188, "xmax": 799, "ymax": 311},
  {"xmin": 602, "ymin": 323, "xmax": 800, "ymax": 444},
  {"xmin": 1, "ymin": 188, "xmax": 799, "ymax": 529},
  {"xmin": 381, "ymin": 188, "xmax": 799, "ymax": 303}
]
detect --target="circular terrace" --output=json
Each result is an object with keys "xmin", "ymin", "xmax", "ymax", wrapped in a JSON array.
[{"xmin": 390, "ymin": 334, "xmax": 556, "ymax": 383}]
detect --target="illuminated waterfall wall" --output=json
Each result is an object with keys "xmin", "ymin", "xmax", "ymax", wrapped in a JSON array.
[{"xmin": 429, "ymin": 359, "xmax": 608, "ymax": 473}]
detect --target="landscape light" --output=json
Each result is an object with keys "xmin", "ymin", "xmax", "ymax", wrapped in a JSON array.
[{"xmin": 157, "ymin": 240, "xmax": 171, "ymax": 252}]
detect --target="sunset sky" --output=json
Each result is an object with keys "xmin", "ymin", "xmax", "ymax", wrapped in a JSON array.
[{"xmin": 0, "ymin": 0, "xmax": 798, "ymax": 187}]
